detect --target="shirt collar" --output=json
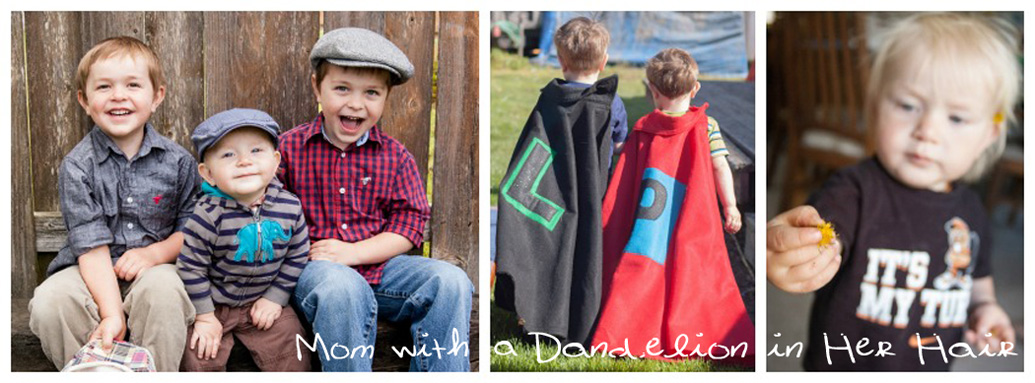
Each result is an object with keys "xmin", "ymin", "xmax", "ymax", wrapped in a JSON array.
[
  {"xmin": 203, "ymin": 178, "xmax": 285, "ymax": 210},
  {"xmin": 91, "ymin": 123, "xmax": 164, "ymax": 164},
  {"xmin": 305, "ymin": 114, "xmax": 382, "ymax": 150}
]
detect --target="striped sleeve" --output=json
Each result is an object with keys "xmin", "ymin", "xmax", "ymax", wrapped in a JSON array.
[
  {"xmin": 177, "ymin": 209, "xmax": 217, "ymax": 315},
  {"xmin": 707, "ymin": 116, "xmax": 729, "ymax": 157},
  {"xmin": 263, "ymin": 207, "xmax": 310, "ymax": 306}
]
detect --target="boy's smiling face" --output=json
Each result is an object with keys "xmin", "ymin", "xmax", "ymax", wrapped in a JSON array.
[
  {"xmin": 78, "ymin": 54, "xmax": 164, "ymax": 143},
  {"xmin": 312, "ymin": 65, "xmax": 390, "ymax": 150},
  {"xmin": 874, "ymin": 58, "xmax": 999, "ymax": 192},
  {"xmin": 199, "ymin": 127, "xmax": 281, "ymax": 205}
]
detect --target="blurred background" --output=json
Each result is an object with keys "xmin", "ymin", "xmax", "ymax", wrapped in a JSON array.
[{"xmin": 765, "ymin": 11, "xmax": 1024, "ymax": 372}]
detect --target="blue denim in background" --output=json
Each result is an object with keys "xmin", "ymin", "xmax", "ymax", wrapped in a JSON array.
[{"xmin": 294, "ymin": 256, "xmax": 474, "ymax": 371}]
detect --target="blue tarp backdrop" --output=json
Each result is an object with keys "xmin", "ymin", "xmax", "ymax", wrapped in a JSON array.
[{"xmin": 535, "ymin": 11, "xmax": 749, "ymax": 79}]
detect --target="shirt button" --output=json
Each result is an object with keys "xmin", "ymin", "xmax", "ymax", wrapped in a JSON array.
[
  {"xmin": 340, "ymin": 152, "xmax": 346, "ymax": 158},
  {"xmin": 339, "ymin": 187, "xmax": 346, "ymax": 194},
  {"xmin": 127, "ymin": 223, "xmax": 134, "ymax": 229},
  {"xmin": 126, "ymin": 197, "xmax": 133, "ymax": 203},
  {"xmin": 341, "ymin": 223, "xmax": 348, "ymax": 231}
]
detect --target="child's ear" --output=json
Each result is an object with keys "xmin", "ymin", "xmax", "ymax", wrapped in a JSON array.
[
  {"xmin": 151, "ymin": 85, "xmax": 166, "ymax": 113},
  {"xmin": 272, "ymin": 150, "xmax": 281, "ymax": 168},
  {"xmin": 597, "ymin": 53, "xmax": 609, "ymax": 72},
  {"xmin": 982, "ymin": 119, "xmax": 1002, "ymax": 151},
  {"xmin": 689, "ymin": 81, "xmax": 701, "ymax": 99},
  {"xmin": 77, "ymin": 90, "xmax": 89, "ymax": 113},
  {"xmin": 197, "ymin": 162, "xmax": 216, "ymax": 186},
  {"xmin": 647, "ymin": 82, "xmax": 661, "ymax": 108},
  {"xmin": 310, "ymin": 74, "xmax": 322, "ymax": 104}
]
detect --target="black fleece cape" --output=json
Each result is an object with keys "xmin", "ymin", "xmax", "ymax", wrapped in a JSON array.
[{"xmin": 495, "ymin": 76, "xmax": 617, "ymax": 346}]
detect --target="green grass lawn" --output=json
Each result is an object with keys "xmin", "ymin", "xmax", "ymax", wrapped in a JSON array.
[{"xmin": 490, "ymin": 49, "xmax": 654, "ymax": 206}]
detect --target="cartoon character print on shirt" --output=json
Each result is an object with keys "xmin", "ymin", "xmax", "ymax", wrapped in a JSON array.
[
  {"xmin": 932, "ymin": 217, "xmax": 977, "ymax": 290},
  {"xmin": 234, "ymin": 220, "xmax": 292, "ymax": 263},
  {"xmin": 855, "ymin": 217, "xmax": 977, "ymax": 335}
]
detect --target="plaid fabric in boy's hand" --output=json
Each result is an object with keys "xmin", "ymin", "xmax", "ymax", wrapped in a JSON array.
[{"xmin": 62, "ymin": 340, "xmax": 156, "ymax": 372}]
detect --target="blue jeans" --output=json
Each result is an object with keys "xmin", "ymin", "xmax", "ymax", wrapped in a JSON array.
[{"xmin": 294, "ymin": 256, "xmax": 474, "ymax": 371}]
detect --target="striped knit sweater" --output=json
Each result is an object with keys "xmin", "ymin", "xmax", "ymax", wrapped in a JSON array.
[{"xmin": 176, "ymin": 180, "xmax": 309, "ymax": 314}]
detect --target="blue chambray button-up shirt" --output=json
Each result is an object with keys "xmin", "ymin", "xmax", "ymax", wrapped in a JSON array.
[{"xmin": 48, "ymin": 123, "xmax": 200, "ymax": 275}]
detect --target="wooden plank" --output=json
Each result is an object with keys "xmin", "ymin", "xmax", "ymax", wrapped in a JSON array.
[
  {"xmin": 34, "ymin": 212, "xmax": 66, "ymax": 253},
  {"xmin": 24, "ymin": 12, "xmax": 84, "ymax": 213},
  {"xmin": 431, "ymin": 12, "xmax": 479, "ymax": 289},
  {"xmin": 203, "ymin": 12, "xmax": 319, "ymax": 133},
  {"xmin": 145, "ymin": 11, "xmax": 205, "ymax": 154},
  {"xmin": 324, "ymin": 11, "xmax": 386, "ymax": 33},
  {"xmin": 12, "ymin": 11, "xmax": 38, "ymax": 298},
  {"xmin": 324, "ymin": 12, "xmax": 435, "ymax": 186},
  {"xmin": 79, "ymin": 11, "xmax": 144, "ymax": 45}
]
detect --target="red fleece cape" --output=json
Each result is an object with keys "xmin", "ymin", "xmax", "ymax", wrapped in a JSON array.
[{"xmin": 591, "ymin": 105, "xmax": 754, "ymax": 364}]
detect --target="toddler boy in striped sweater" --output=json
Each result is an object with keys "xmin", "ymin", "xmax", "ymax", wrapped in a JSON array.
[{"xmin": 176, "ymin": 108, "xmax": 311, "ymax": 371}]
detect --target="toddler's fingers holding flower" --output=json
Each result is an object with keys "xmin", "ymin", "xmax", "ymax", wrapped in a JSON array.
[{"xmin": 768, "ymin": 205, "xmax": 841, "ymax": 293}]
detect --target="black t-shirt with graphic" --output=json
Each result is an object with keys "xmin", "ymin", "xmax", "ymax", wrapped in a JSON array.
[{"xmin": 803, "ymin": 158, "xmax": 992, "ymax": 371}]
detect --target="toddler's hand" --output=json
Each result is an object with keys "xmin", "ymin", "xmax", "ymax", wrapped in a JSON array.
[
  {"xmin": 249, "ymin": 298, "xmax": 283, "ymax": 331},
  {"xmin": 965, "ymin": 302, "xmax": 1015, "ymax": 354},
  {"xmin": 310, "ymin": 239, "xmax": 362, "ymax": 266},
  {"xmin": 724, "ymin": 205, "xmax": 742, "ymax": 234},
  {"xmin": 88, "ymin": 315, "xmax": 126, "ymax": 352},
  {"xmin": 114, "ymin": 247, "xmax": 159, "ymax": 281},
  {"xmin": 190, "ymin": 313, "xmax": 223, "ymax": 360},
  {"xmin": 766, "ymin": 205, "xmax": 842, "ymax": 293}
]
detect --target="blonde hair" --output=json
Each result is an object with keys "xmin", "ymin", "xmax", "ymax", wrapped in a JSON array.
[
  {"xmin": 75, "ymin": 36, "xmax": 165, "ymax": 100},
  {"xmin": 554, "ymin": 17, "xmax": 610, "ymax": 73},
  {"xmin": 866, "ymin": 13, "xmax": 1020, "ymax": 182},
  {"xmin": 646, "ymin": 48, "xmax": 699, "ymax": 98}
]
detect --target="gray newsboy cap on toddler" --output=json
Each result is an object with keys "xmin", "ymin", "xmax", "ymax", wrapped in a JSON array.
[
  {"xmin": 309, "ymin": 28, "xmax": 415, "ymax": 85},
  {"xmin": 192, "ymin": 108, "xmax": 281, "ymax": 160}
]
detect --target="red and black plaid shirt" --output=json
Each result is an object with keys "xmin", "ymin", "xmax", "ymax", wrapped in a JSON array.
[{"xmin": 277, "ymin": 115, "xmax": 430, "ymax": 284}]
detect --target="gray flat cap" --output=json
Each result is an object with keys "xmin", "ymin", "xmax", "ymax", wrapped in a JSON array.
[
  {"xmin": 310, "ymin": 28, "xmax": 415, "ymax": 85},
  {"xmin": 192, "ymin": 108, "xmax": 281, "ymax": 160}
]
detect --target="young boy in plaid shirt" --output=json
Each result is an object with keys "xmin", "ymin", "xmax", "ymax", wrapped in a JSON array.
[{"xmin": 278, "ymin": 28, "xmax": 473, "ymax": 372}]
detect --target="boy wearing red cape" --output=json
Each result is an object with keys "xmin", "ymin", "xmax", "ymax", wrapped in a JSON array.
[{"xmin": 592, "ymin": 49, "xmax": 754, "ymax": 365}]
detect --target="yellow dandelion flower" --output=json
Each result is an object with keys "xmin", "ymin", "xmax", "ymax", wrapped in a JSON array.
[{"xmin": 818, "ymin": 221, "xmax": 836, "ymax": 248}]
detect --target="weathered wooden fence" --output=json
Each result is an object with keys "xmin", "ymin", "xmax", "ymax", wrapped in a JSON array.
[{"xmin": 10, "ymin": 11, "xmax": 479, "ymax": 299}]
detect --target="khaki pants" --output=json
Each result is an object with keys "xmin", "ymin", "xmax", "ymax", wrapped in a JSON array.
[
  {"xmin": 180, "ymin": 303, "xmax": 310, "ymax": 371},
  {"xmin": 28, "ymin": 264, "xmax": 194, "ymax": 372}
]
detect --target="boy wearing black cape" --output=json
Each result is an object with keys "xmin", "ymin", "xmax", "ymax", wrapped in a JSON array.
[{"xmin": 495, "ymin": 17, "xmax": 627, "ymax": 346}]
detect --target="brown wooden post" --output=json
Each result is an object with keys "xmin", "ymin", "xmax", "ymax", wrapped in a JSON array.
[
  {"xmin": 324, "ymin": 11, "xmax": 386, "ymax": 33},
  {"xmin": 12, "ymin": 11, "xmax": 37, "ymax": 298},
  {"xmin": 324, "ymin": 12, "xmax": 435, "ymax": 186},
  {"xmin": 203, "ymin": 12, "xmax": 319, "ymax": 131},
  {"xmin": 146, "ymin": 11, "xmax": 205, "ymax": 153},
  {"xmin": 24, "ymin": 12, "xmax": 84, "ymax": 213},
  {"xmin": 431, "ymin": 12, "xmax": 479, "ymax": 287}
]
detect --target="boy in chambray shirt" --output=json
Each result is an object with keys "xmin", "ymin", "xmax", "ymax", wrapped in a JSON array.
[{"xmin": 29, "ymin": 36, "xmax": 198, "ymax": 372}]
